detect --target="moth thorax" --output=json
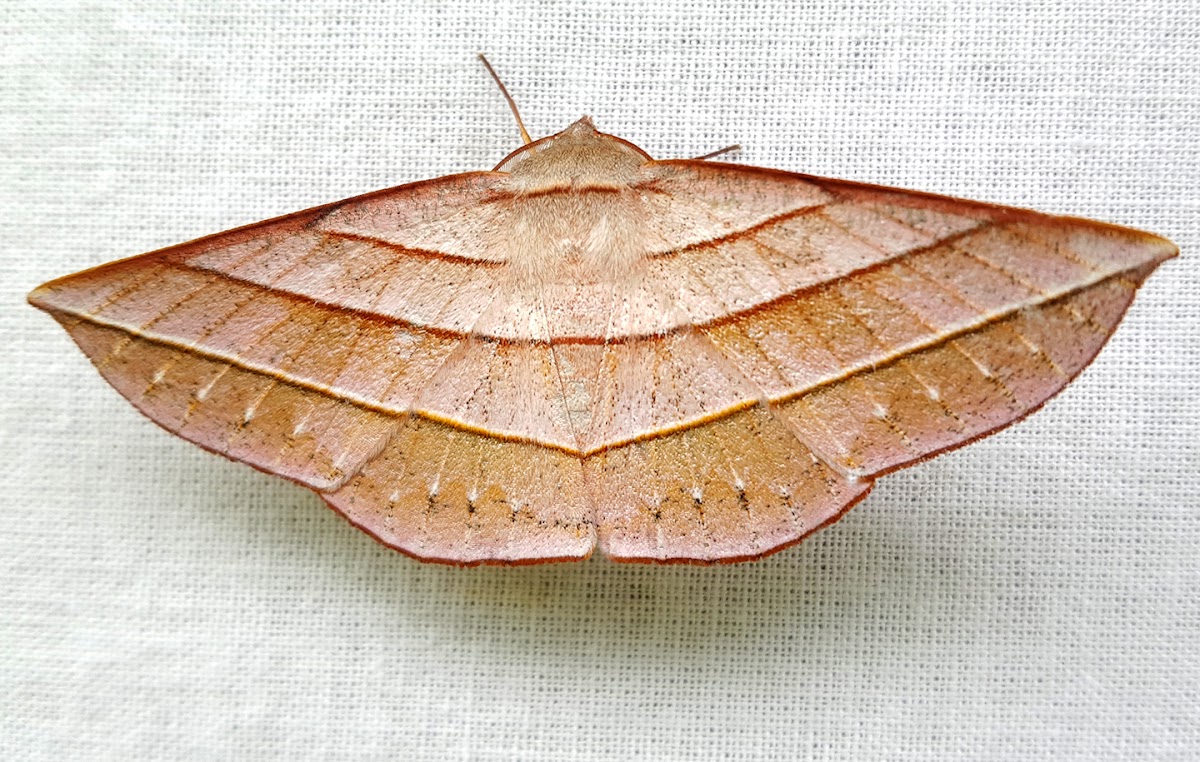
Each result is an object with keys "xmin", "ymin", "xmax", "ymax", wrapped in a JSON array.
[{"xmin": 499, "ymin": 190, "xmax": 646, "ymax": 285}]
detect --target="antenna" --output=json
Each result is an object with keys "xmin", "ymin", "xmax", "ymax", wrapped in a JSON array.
[
  {"xmin": 478, "ymin": 54, "xmax": 532, "ymax": 145},
  {"xmin": 694, "ymin": 144, "xmax": 742, "ymax": 161}
]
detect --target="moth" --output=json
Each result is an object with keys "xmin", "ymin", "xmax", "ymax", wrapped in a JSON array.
[{"xmin": 29, "ymin": 60, "xmax": 1176, "ymax": 565}]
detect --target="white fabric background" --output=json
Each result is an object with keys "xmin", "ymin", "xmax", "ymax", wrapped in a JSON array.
[{"xmin": 3, "ymin": 2, "xmax": 1197, "ymax": 760}]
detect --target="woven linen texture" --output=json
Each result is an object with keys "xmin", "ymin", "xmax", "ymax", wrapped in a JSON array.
[{"xmin": 3, "ymin": 2, "xmax": 1197, "ymax": 759}]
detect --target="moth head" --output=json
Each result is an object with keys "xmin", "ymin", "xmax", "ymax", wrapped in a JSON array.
[{"xmin": 493, "ymin": 117, "xmax": 652, "ymax": 193}]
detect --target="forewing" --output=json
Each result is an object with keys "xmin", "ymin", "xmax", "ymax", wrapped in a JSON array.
[
  {"xmin": 655, "ymin": 161, "xmax": 1176, "ymax": 480},
  {"xmin": 584, "ymin": 161, "xmax": 1174, "ymax": 562},
  {"xmin": 28, "ymin": 172, "xmax": 596, "ymax": 563}
]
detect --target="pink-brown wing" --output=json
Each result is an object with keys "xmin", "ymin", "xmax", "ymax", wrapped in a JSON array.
[
  {"xmin": 29, "ymin": 150, "xmax": 1177, "ymax": 566},
  {"xmin": 587, "ymin": 160, "xmax": 1175, "ymax": 562},
  {"xmin": 28, "ymin": 172, "xmax": 596, "ymax": 565}
]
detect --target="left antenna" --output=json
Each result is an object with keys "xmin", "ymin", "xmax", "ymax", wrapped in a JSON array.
[{"xmin": 478, "ymin": 54, "xmax": 532, "ymax": 145}]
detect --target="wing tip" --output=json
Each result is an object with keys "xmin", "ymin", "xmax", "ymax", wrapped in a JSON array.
[
  {"xmin": 1145, "ymin": 231, "xmax": 1181, "ymax": 264},
  {"xmin": 27, "ymin": 282, "xmax": 58, "ymax": 313}
]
